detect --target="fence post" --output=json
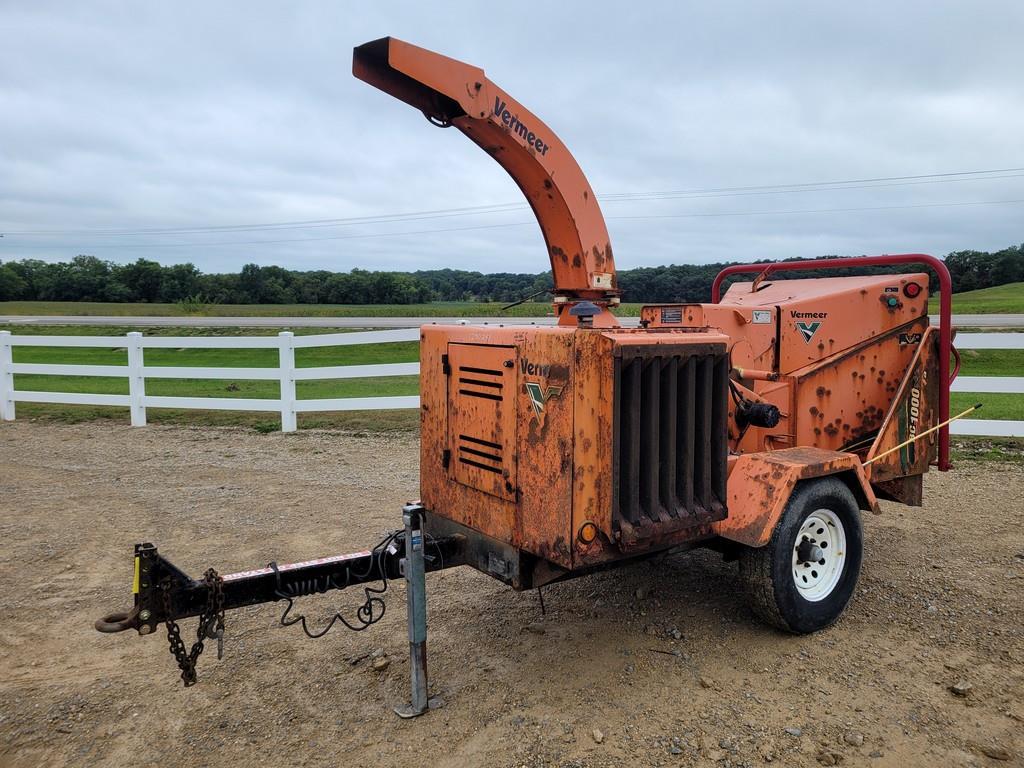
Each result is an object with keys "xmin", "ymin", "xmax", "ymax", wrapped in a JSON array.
[
  {"xmin": 127, "ymin": 332, "xmax": 147, "ymax": 427},
  {"xmin": 1, "ymin": 330, "xmax": 14, "ymax": 422},
  {"xmin": 278, "ymin": 331, "xmax": 297, "ymax": 433}
]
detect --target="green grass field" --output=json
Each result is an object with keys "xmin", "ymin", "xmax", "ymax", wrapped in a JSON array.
[
  {"xmin": 2, "ymin": 280, "xmax": 1021, "ymax": 318},
  {"xmin": 928, "ymin": 281, "xmax": 1024, "ymax": 315}
]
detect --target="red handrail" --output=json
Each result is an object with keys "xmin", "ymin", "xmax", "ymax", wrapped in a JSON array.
[{"xmin": 711, "ymin": 254, "xmax": 955, "ymax": 471}]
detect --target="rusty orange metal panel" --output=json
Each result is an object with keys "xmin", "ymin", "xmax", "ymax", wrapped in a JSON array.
[
  {"xmin": 715, "ymin": 447, "xmax": 879, "ymax": 547},
  {"xmin": 515, "ymin": 330, "xmax": 575, "ymax": 565},
  {"xmin": 419, "ymin": 325, "xmax": 576, "ymax": 568},
  {"xmin": 571, "ymin": 331, "xmax": 615, "ymax": 562},
  {"xmin": 447, "ymin": 343, "xmax": 518, "ymax": 502},
  {"xmin": 791, "ymin": 317, "xmax": 929, "ymax": 452},
  {"xmin": 723, "ymin": 274, "xmax": 930, "ymax": 373},
  {"xmin": 642, "ymin": 304, "xmax": 777, "ymax": 373},
  {"xmin": 865, "ymin": 326, "xmax": 940, "ymax": 486}
]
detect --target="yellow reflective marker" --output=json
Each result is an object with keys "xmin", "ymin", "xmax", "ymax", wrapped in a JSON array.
[{"xmin": 132, "ymin": 556, "xmax": 140, "ymax": 594}]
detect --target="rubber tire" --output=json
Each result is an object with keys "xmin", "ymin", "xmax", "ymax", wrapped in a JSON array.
[{"xmin": 739, "ymin": 477, "xmax": 863, "ymax": 634}]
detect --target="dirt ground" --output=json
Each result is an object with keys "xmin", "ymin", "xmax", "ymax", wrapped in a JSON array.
[{"xmin": 0, "ymin": 422, "xmax": 1021, "ymax": 768}]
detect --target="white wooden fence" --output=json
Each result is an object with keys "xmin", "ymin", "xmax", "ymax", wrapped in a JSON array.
[
  {"xmin": 0, "ymin": 328, "xmax": 1021, "ymax": 436},
  {"xmin": 0, "ymin": 329, "xmax": 419, "ymax": 432}
]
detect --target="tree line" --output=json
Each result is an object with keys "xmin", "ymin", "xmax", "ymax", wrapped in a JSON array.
[{"xmin": 0, "ymin": 243, "xmax": 1020, "ymax": 305}]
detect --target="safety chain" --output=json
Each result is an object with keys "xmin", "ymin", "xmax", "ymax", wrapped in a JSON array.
[{"xmin": 160, "ymin": 568, "xmax": 225, "ymax": 687}]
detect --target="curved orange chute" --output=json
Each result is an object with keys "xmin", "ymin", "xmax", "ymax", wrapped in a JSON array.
[{"xmin": 353, "ymin": 37, "xmax": 619, "ymax": 326}]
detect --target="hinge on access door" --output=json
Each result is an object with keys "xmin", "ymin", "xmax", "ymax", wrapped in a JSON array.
[{"xmin": 441, "ymin": 354, "xmax": 451, "ymax": 375}]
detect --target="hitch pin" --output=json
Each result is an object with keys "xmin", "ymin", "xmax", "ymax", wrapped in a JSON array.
[{"xmin": 206, "ymin": 622, "xmax": 225, "ymax": 660}]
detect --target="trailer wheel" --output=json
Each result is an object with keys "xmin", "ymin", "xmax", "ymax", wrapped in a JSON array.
[{"xmin": 739, "ymin": 477, "xmax": 863, "ymax": 634}]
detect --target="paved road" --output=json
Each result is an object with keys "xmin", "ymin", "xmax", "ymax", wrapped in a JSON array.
[{"xmin": 1, "ymin": 313, "xmax": 1022, "ymax": 329}]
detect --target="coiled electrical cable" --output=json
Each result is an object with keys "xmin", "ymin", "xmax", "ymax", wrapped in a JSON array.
[{"xmin": 270, "ymin": 530, "xmax": 400, "ymax": 638}]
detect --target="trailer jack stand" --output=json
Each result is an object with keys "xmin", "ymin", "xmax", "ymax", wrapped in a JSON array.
[{"xmin": 395, "ymin": 503, "xmax": 436, "ymax": 719}]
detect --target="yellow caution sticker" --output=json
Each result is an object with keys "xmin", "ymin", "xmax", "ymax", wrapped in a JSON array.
[{"xmin": 132, "ymin": 556, "xmax": 140, "ymax": 594}]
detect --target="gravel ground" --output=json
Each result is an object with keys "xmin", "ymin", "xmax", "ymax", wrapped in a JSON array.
[{"xmin": 0, "ymin": 422, "xmax": 1021, "ymax": 768}]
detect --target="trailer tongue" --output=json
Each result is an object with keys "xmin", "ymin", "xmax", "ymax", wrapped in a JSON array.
[
  {"xmin": 96, "ymin": 505, "xmax": 460, "ymax": 715},
  {"xmin": 95, "ymin": 37, "xmax": 958, "ymax": 718}
]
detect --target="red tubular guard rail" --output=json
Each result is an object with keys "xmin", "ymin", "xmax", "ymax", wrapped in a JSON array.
[{"xmin": 711, "ymin": 254, "xmax": 955, "ymax": 471}]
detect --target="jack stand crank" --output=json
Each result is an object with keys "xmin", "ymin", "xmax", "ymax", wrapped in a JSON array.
[{"xmin": 394, "ymin": 503, "xmax": 433, "ymax": 718}]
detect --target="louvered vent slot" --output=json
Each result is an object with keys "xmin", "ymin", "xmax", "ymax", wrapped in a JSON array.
[
  {"xmin": 458, "ymin": 434, "xmax": 503, "ymax": 474},
  {"xmin": 458, "ymin": 365, "xmax": 504, "ymax": 401},
  {"xmin": 613, "ymin": 345, "xmax": 728, "ymax": 546}
]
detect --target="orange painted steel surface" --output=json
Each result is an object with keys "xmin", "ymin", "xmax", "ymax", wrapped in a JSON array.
[
  {"xmin": 713, "ymin": 448, "xmax": 879, "ymax": 548},
  {"xmin": 419, "ymin": 325, "xmax": 732, "ymax": 571},
  {"xmin": 644, "ymin": 274, "xmax": 936, "ymax": 457},
  {"xmin": 864, "ymin": 326, "xmax": 941, "ymax": 504},
  {"xmin": 353, "ymin": 37, "xmax": 618, "ymax": 326},
  {"xmin": 356, "ymin": 37, "xmax": 953, "ymax": 583},
  {"xmin": 711, "ymin": 254, "xmax": 955, "ymax": 470}
]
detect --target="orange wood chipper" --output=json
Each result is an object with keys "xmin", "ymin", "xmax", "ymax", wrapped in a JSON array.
[{"xmin": 96, "ymin": 37, "xmax": 960, "ymax": 718}]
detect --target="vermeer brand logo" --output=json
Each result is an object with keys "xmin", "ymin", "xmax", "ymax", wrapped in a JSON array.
[
  {"xmin": 524, "ymin": 381, "xmax": 562, "ymax": 423},
  {"xmin": 790, "ymin": 311, "xmax": 828, "ymax": 319},
  {"xmin": 796, "ymin": 321, "xmax": 821, "ymax": 343},
  {"xmin": 520, "ymin": 358, "xmax": 552, "ymax": 377},
  {"xmin": 899, "ymin": 332, "xmax": 922, "ymax": 345},
  {"xmin": 494, "ymin": 97, "xmax": 550, "ymax": 155},
  {"xmin": 791, "ymin": 311, "xmax": 826, "ymax": 343}
]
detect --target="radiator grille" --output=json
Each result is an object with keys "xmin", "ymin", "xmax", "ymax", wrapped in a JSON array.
[{"xmin": 612, "ymin": 344, "xmax": 728, "ymax": 546}]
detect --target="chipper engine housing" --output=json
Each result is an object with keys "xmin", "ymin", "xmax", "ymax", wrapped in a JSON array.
[
  {"xmin": 419, "ymin": 269, "xmax": 941, "ymax": 586},
  {"xmin": 95, "ymin": 35, "xmax": 959, "ymax": 718},
  {"xmin": 419, "ymin": 324, "xmax": 731, "ymax": 586}
]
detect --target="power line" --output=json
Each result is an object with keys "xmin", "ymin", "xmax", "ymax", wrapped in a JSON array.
[
  {"xmin": 599, "ymin": 172, "xmax": 1024, "ymax": 202},
  {"xmin": 3, "ymin": 166, "xmax": 1022, "ymax": 238},
  {"xmin": 607, "ymin": 198, "xmax": 1024, "ymax": 221},
  {"xmin": 34, "ymin": 198, "xmax": 1024, "ymax": 250},
  {"xmin": 600, "ymin": 166, "xmax": 1024, "ymax": 198}
]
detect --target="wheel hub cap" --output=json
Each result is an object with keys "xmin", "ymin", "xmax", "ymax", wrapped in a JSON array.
[
  {"xmin": 796, "ymin": 540, "xmax": 824, "ymax": 564},
  {"xmin": 791, "ymin": 509, "xmax": 847, "ymax": 602}
]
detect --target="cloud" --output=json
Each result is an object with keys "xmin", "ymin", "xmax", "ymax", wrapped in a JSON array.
[{"xmin": 1, "ymin": 1, "xmax": 1021, "ymax": 276}]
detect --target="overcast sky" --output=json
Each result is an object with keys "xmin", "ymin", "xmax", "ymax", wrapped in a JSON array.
[{"xmin": 2, "ymin": 1, "xmax": 1022, "ymax": 276}]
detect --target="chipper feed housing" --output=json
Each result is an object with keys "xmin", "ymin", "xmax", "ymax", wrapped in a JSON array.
[
  {"xmin": 420, "ymin": 267, "xmax": 941, "ymax": 589},
  {"xmin": 95, "ymin": 36, "xmax": 959, "ymax": 718}
]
